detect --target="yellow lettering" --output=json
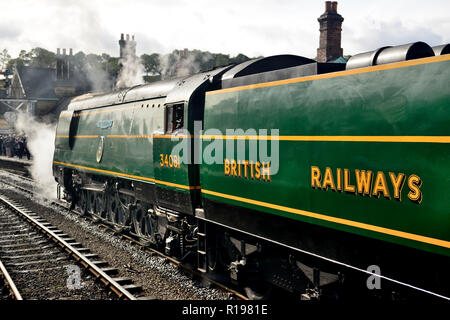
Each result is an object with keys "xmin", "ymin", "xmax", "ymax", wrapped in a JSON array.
[
  {"xmin": 311, "ymin": 166, "xmax": 322, "ymax": 189},
  {"xmin": 389, "ymin": 172, "xmax": 405, "ymax": 201},
  {"xmin": 344, "ymin": 169, "xmax": 356, "ymax": 193},
  {"xmin": 255, "ymin": 161, "xmax": 261, "ymax": 180},
  {"xmin": 243, "ymin": 161, "xmax": 249, "ymax": 179},
  {"xmin": 372, "ymin": 171, "xmax": 390, "ymax": 199},
  {"xmin": 336, "ymin": 168, "xmax": 342, "ymax": 191},
  {"xmin": 322, "ymin": 167, "xmax": 336, "ymax": 191},
  {"xmin": 231, "ymin": 160, "xmax": 237, "ymax": 177},
  {"xmin": 224, "ymin": 159, "xmax": 230, "ymax": 176},
  {"xmin": 355, "ymin": 169, "xmax": 373, "ymax": 196},
  {"xmin": 262, "ymin": 162, "xmax": 271, "ymax": 182},
  {"xmin": 238, "ymin": 160, "xmax": 241, "ymax": 177},
  {"xmin": 407, "ymin": 174, "xmax": 422, "ymax": 203}
]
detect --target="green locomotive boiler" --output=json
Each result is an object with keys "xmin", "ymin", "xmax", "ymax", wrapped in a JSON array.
[{"xmin": 53, "ymin": 41, "xmax": 450, "ymax": 300}]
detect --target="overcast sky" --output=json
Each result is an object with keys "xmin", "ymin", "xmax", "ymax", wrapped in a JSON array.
[{"xmin": 1, "ymin": 0, "xmax": 449, "ymax": 59}]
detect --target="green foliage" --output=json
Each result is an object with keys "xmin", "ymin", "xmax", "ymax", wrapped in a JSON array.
[
  {"xmin": 141, "ymin": 53, "xmax": 161, "ymax": 75},
  {"xmin": 0, "ymin": 49, "xmax": 11, "ymax": 70},
  {"xmin": 28, "ymin": 47, "xmax": 55, "ymax": 68},
  {"xmin": 3, "ymin": 46, "xmax": 254, "ymax": 86},
  {"xmin": 139, "ymin": 49, "xmax": 251, "ymax": 82}
]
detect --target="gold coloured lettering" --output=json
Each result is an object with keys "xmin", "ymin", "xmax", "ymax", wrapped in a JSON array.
[
  {"xmin": 224, "ymin": 159, "xmax": 230, "ymax": 176},
  {"xmin": 344, "ymin": 169, "xmax": 356, "ymax": 193},
  {"xmin": 322, "ymin": 167, "xmax": 336, "ymax": 191},
  {"xmin": 311, "ymin": 166, "xmax": 322, "ymax": 189},
  {"xmin": 262, "ymin": 162, "xmax": 271, "ymax": 182},
  {"xmin": 407, "ymin": 174, "xmax": 422, "ymax": 203},
  {"xmin": 243, "ymin": 161, "xmax": 249, "ymax": 179},
  {"xmin": 336, "ymin": 168, "xmax": 342, "ymax": 191},
  {"xmin": 389, "ymin": 172, "xmax": 405, "ymax": 201},
  {"xmin": 255, "ymin": 161, "xmax": 261, "ymax": 180},
  {"xmin": 372, "ymin": 171, "xmax": 390, "ymax": 199},
  {"xmin": 231, "ymin": 160, "xmax": 237, "ymax": 177},
  {"xmin": 355, "ymin": 169, "xmax": 373, "ymax": 196}
]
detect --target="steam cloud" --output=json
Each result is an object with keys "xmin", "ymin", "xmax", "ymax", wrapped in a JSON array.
[
  {"xmin": 14, "ymin": 112, "xmax": 57, "ymax": 199},
  {"xmin": 86, "ymin": 64, "xmax": 112, "ymax": 92},
  {"xmin": 115, "ymin": 40, "xmax": 145, "ymax": 89},
  {"xmin": 160, "ymin": 50, "xmax": 214, "ymax": 79}
]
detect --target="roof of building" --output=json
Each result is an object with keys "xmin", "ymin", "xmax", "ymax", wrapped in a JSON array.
[{"xmin": 16, "ymin": 66, "xmax": 57, "ymax": 99}]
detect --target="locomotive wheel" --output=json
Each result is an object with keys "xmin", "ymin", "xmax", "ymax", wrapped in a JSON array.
[
  {"xmin": 95, "ymin": 192, "xmax": 107, "ymax": 219},
  {"xmin": 132, "ymin": 202, "xmax": 152, "ymax": 240},
  {"xmin": 78, "ymin": 190, "xmax": 88, "ymax": 216},
  {"xmin": 107, "ymin": 197, "xmax": 118, "ymax": 224},
  {"xmin": 87, "ymin": 190, "xmax": 96, "ymax": 216},
  {"xmin": 107, "ymin": 194, "xmax": 129, "ymax": 232}
]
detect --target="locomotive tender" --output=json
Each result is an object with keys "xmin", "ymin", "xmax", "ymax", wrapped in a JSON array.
[{"xmin": 53, "ymin": 41, "xmax": 450, "ymax": 300}]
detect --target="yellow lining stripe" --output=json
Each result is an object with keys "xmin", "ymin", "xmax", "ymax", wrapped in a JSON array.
[
  {"xmin": 56, "ymin": 134, "xmax": 450, "ymax": 143},
  {"xmin": 107, "ymin": 135, "xmax": 152, "ymax": 138},
  {"xmin": 53, "ymin": 161, "xmax": 200, "ymax": 190},
  {"xmin": 199, "ymin": 135, "xmax": 450, "ymax": 143},
  {"xmin": 201, "ymin": 189, "xmax": 450, "ymax": 249},
  {"xmin": 55, "ymin": 134, "xmax": 191, "ymax": 139},
  {"xmin": 152, "ymin": 134, "xmax": 190, "ymax": 139}
]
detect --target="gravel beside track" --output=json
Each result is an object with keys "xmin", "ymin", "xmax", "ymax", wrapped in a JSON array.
[
  {"xmin": 0, "ymin": 175, "xmax": 232, "ymax": 300},
  {"xmin": 0, "ymin": 202, "xmax": 116, "ymax": 300}
]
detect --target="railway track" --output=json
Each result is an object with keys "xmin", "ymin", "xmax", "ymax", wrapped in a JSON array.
[
  {"xmin": 0, "ymin": 191, "xmax": 148, "ymax": 300},
  {"xmin": 0, "ymin": 169, "xmax": 247, "ymax": 300}
]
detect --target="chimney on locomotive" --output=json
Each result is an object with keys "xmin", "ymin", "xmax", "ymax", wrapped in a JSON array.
[{"xmin": 317, "ymin": 1, "xmax": 344, "ymax": 62}]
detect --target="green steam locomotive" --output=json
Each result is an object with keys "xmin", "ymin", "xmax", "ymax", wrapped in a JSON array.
[{"xmin": 53, "ymin": 41, "xmax": 450, "ymax": 300}]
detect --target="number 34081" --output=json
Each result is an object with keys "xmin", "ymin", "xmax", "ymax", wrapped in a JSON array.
[{"xmin": 159, "ymin": 154, "xmax": 181, "ymax": 168}]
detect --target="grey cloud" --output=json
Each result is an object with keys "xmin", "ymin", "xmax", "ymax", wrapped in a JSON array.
[
  {"xmin": 0, "ymin": 24, "xmax": 22, "ymax": 40},
  {"xmin": 134, "ymin": 33, "xmax": 166, "ymax": 55},
  {"xmin": 345, "ymin": 19, "xmax": 444, "ymax": 55}
]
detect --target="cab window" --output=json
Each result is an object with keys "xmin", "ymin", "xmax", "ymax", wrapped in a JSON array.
[{"xmin": 165, "ymin": 104, "xmax": 184, "ymax": 133}]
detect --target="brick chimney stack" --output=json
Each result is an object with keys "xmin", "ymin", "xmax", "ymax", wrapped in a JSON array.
[
  {"xmin": 119, "ymin": 33, "xmax": 136, "ymax": 59},
  {"xmin": 317, "ymin": 1, "xmax": 344, "ymax": 62}
]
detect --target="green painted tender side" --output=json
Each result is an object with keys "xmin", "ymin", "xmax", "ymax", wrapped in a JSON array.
[{"xmin": 200, "ymin": 56, "xmax": 450, "ymax": 257}]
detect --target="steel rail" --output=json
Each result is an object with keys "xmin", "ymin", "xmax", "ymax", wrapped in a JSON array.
[
  {"xmin": 96, "ymin": 223, "xmax": 249, "ymax": 301},
  {"xmin": 0, "ymin": 170, "xmax": 248, "ymax": 300},
  {"xmin": 0, "ymin": 194, "xmax": 137, "ymax": 300},
  {"xmin": 0, "ymin": 259, "xmax": 23, "ymax": 300}
]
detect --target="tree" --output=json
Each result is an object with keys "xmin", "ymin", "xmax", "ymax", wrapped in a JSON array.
[
  {"xmin": 141, "ymin": 53, "xmax": 161, "ymax": 76},
  {"xmin": 230, "ymin": 53, "xmax": 250, "ymax": 64},
  {"xmin": 6, "ymin": 50, "xmax": 30, "ymax": 70},
  {"xmin": 214, "ymin": 53, "xmax": 230, "ymax": 68},
  {"xmin": 0, "ymin": 49, "xmax": 11, "ymax": 70},
  {"xmin": 28, "ymin": 47, "xmax": 55, "ymax": 68}
]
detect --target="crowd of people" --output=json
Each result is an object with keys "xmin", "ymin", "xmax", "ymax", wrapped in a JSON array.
[{"xmin": 0, "ymin": 135, "xmax": 31, "ymax": 160}]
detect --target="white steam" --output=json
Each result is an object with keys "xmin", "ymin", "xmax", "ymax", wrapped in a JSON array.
[
  {"xmin": 160, "ymin": 50, "xmax": 213, "ymax": 79},
  {"xmin": 86, "ymin": 65, "xmax": 112, "ymax": 92},
  {"xmin": 14, "ymin": 112, "xmax": 57, "ymax": 199},
  {"xmin": 115, "ymin": 40, "xmax": 145, "ymax": 89}
]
